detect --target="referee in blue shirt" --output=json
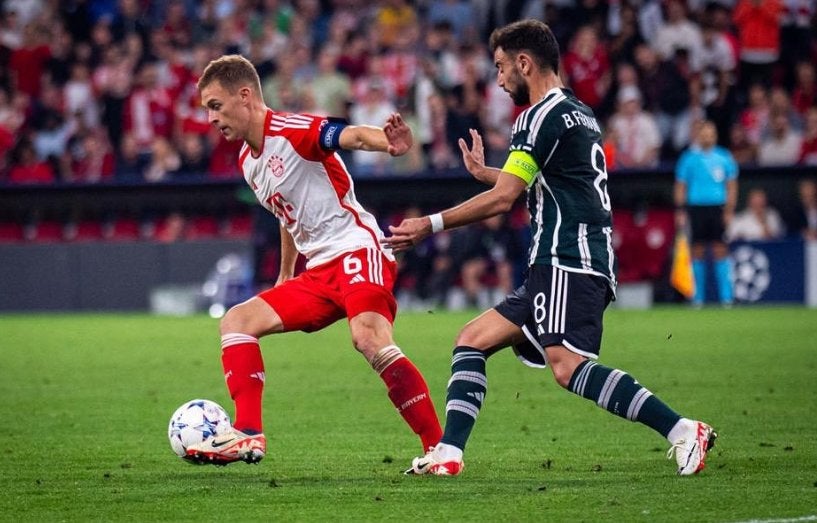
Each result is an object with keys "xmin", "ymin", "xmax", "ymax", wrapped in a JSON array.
[{"xmin": 674, "ymin": 120, "xmax": 738, "ymax": 306}]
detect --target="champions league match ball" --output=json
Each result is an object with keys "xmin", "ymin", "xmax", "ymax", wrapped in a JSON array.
[{"xmin": 168, "ymin": 399, "xmax": 232, "ymax": 459}]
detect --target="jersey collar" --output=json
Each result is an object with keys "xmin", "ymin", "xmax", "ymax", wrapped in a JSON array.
[
  {"xmin": 537, "ymin": 86, "xmax": 566, "ymax": 104},
  {"xmin": 248, "ymin": 108, "xmax": 274, "ymax": 159}
]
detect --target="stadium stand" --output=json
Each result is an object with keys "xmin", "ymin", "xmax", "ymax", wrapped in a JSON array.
[{"xmin": 0, "ymin": 0, "xmax": 814, "ymax": 307}]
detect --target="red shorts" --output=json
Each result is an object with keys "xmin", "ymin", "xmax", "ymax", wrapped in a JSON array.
[{"xmin": 259, "ymin": 248, "xmax": 397, "ymax": 332}]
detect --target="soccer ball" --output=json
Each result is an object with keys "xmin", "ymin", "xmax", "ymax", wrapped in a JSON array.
[{"xmin": 168, "ymin": 399, "xmax": 232, "ymax": 459}]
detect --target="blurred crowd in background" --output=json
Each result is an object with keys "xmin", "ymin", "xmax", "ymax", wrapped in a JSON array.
[
  {"xmin": 0, "ymin": 0, "xmax": 816, "ymax": 184},
  {"xmin": 1, "ymin": 0, "xmax": 816, "ymax": 308}
]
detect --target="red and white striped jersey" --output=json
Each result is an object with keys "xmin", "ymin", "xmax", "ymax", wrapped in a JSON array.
[{"xmin": 238, "ymin": 109, "xmax": 393, "ymax": 268}]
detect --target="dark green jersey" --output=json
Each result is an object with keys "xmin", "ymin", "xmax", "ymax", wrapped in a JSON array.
[{"xmin": 506, "ymin": 87, "xmax": 617, "ymax": 291}]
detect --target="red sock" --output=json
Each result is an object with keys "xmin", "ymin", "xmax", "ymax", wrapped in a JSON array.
[
  {"xmin": 221, "ymin": 334, "xmax": 265, "ymax": 433},
  {"xmin": 377, "ymin": 348, "xmax": 443, "ymax": 451}
]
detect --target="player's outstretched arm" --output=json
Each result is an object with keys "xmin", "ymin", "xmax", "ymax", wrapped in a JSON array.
[
  {"xmin": 338, "ymin": 113, "xmax": 412, "ymax": 156},
  {"xmin": 384, "ymin": 172, "xmax": 526, "ymax": 253},
  {"xmin": 458, "ymin": 128, "xmax": 502, "ymax": 186}
]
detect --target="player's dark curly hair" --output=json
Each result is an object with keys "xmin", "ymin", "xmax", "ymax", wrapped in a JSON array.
[{"xmin": 489, "ymin": 19, "xmax": 560, "ymax": 74}]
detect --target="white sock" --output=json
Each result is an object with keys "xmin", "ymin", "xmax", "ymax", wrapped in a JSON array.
[
  {"xmin": 666, "ymin": 418, "xmax": 695, "ymax": 444},
  {"xmin": 434, "ymin": 442, "xmax": 464, "ymax": 462}
]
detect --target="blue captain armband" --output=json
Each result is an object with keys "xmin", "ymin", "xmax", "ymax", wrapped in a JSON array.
[{"xmin": 319, "ymin": 118, "xmax": 348, "ymax": 150}]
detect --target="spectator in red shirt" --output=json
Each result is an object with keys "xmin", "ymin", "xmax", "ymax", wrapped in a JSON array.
[
  {"xmin": 150, "ymin": 30, "xmax": 193, "ymax": 102},
  {"xmin": 792, "ymin": 61, "xmax": 816, "ymax": 116},
  {"xmin": 563, "ymin": 25, "xmax": 611, "ymax": 111},
  {"xmin": 799, "ymin": 107, "xmax": 817, "ymax": 166},
  {"xmin": 207, "ymin": 136, "xmax": 242, "ymax": 178},
  {"xmin": 70, "ymin": 130, "xmax": 115, "ymax": 182},
  {"xmin": 337, "ymin": 33, "xmax": 370, "ymax": 81},
  {"xmin": 173, "ymin": 44, "xmax": 213, "ymax": 137},
  {"xmin": 7, "ymin": 137, "xmax": 55, "ymax": 184},
  {"xmin": 0, "ymin": 126, "xmax": 14, "ymax": 174},
  {"xmin": 0, "ymin": 89, "xmax": 25, "ymax": 169},
  {"xmin": 739, "ymin": 83, "xmax": 770, "ymax": 146},
  {"xmin": 161, "ymin": 1, "xmax": 192, "ymax": 49},
  {"xmin": 733, "ymin": 0, "xmax": 784, "ymax": 89},
  {"xmin": 8, "ymin": 22, "xmax": 51, "ymax": 100},
  {"xmin": 123, "ymin": 60, "xmax": 175, "ymax": 155}
]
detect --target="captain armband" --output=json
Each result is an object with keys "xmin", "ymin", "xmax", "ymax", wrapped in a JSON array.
[
  {"xmin": 319, "ymin": 118, "xmax": 349, "ymax": 150},
  {"xmin": 501, "ymin": 150, "xmax": 539, "ymax": 185}
]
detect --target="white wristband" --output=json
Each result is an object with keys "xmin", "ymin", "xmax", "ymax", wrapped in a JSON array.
[{"xmin": 429, "ymin": 213, "xmax": 444, "ymax": 233}]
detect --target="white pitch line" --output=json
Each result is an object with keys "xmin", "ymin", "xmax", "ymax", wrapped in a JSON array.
[{"xmin": 730, "ymin": 516, "xmax": 817, "ymax": 523}]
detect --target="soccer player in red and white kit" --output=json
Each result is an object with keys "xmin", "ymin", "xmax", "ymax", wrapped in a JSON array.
[{"xmin": 186, "ymin": 54, "xmax": 442, "ymax": 465}]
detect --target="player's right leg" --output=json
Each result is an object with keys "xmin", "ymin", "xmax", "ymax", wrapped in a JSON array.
[
  {"xmin": 186, "ymin": 296, "xmax": 284, "ymax": 465},
  {"xmin": 407, "ymin": 307, "xmax": 524, "ymax": 476}
]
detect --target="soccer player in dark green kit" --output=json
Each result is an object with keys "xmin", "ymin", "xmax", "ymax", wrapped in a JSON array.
[{"xmin": 385, "ymin": 19, "xmax": 716, "ymax": 477}]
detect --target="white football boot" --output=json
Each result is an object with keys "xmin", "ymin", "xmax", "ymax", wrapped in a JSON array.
[
  {"xmin": 185, "ymin": 428, "xmax": 266, "ymax": 466},
  {"xmin": 667, "ymin": 420, "xmax": 717, "ymax": 475},
  {"xmin": 405, "ymin": 443, "xmax": 464, "ymax": 476}
]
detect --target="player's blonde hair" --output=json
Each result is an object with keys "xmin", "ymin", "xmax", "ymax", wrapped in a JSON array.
[{"xmin": 197, "ymin": 54, "xmax": 262, "ymax": 95}]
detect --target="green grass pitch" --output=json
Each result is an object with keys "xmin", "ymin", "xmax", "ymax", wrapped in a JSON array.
[{"xmin": 1, "ymin": 307, "xmax": 816, "ymax": 522}]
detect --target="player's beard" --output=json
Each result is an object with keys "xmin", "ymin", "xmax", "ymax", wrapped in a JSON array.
[{"xmin": 507, "ymin": 66, "xmax": 530, "ymax": 106}]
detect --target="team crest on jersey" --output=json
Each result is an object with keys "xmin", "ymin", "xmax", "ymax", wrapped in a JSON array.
[{"xmin": 267, "ymin": 154, "xmax": 285, "ymax": 177}]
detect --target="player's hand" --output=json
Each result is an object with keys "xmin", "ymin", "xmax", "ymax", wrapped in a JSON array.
[
  {"xmin": 384, "ymin": 113, "xmax": 412, "ymax": 157},
  {"xmin": 383, "ymin": 217, "xmax": 431, "ymax": 253},
  {"xmin": 458, "ymin": 128, "xmax": 485, "ymax": 174}
]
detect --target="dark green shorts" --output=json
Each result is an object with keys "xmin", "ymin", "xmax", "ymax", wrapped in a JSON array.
[{"xmin": 495, "ymin": 264, "xmax": 614, "ymax": 367}]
